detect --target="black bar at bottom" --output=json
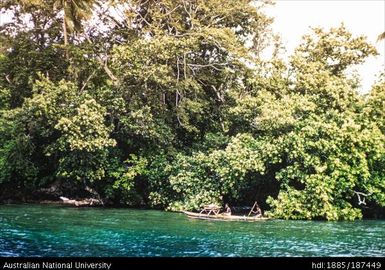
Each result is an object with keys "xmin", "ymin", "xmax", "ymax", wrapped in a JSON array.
[{"xmin": 0, "ymin": 257, "xmax": 384, "ymax": 270}]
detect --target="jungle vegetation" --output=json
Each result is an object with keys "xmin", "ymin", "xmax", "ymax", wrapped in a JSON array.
[{"xmin": 1, "ymin": 0, "xmax": 384, "ymax": 220}]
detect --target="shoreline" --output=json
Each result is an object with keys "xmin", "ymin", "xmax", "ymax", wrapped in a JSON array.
[
  {"xmin": 1, "ymin": 201, "xmax": 385, "ymax": 221},
  {"xmin": 0, "ymin": 199, "xmax": 157, "ymax": 210}
]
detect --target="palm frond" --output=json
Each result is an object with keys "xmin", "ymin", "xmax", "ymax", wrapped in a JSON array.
[
  {"xmin": 62, "ymin": 0, "xmax": 96, "ymax": 33},
  {"xmin": 377, "ymin": 32, "xmax": 385, "ymax": 42}
]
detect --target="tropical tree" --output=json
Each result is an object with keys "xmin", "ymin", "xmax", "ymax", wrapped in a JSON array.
[
  {"xmin": 54, "ymin": 0, "xmax": 97, "ymax": 48},
  {"xmin": 2, "ymin": 0, "xmax": 96, "ymax": 47},
  {"xmin": 0, "ymin": 0, "xmax": 68, "ymax": 107},
  {"xmin": 156, "ymin": 25, "xmax": 384, "ymax": 220}
]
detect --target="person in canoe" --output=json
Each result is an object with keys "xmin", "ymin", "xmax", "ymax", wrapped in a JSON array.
[
  {"xmin": 248, "ymin": 201, "xmax": 263, "ymax": 217},
  {"xmin": 223, "ymin": 203, "xmax": 232, "ymax": 216},
  {"xmin": 254, "ymin": 203, "xmax": 262, "ymax": 218}
]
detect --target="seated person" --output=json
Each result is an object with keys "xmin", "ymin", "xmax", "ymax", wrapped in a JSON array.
[
  {"xmin": 223, "ymin": 203, "xmax": 232, "ymax": 215},
  {"xmin": 254, "ymin": 205, "xmax": 262, "ymax": 217}
]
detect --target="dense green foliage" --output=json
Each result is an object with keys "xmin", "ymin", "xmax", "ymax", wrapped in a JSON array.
[{"xmin": 1, "ymin": 0, "xmax": 384, "ymax": 220}]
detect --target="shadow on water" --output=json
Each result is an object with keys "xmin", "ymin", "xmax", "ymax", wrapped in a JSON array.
[{"xmin": 0, "ymin": 204, "xmax": 384, "ymax": 257}]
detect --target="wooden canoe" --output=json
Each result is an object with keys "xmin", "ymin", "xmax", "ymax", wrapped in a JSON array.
[{"xmin": 182, "ymin": 211, "xmax": 270, "ymax": 222}]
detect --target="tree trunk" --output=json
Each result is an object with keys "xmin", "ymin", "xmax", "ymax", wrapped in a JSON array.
[{"xmin": 62, "ymin": 3, "xmax": 69, "ymax": 59}]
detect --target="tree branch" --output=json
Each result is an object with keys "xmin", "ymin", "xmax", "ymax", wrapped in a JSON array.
[{"xmin": 84, "ymin": 34, "xmax": 118, "ymax": 84}]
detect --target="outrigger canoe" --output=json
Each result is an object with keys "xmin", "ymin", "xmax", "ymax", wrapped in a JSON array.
[{"xmin": 182, "ymin": 211, "xmax": 270, "ymax": 221}]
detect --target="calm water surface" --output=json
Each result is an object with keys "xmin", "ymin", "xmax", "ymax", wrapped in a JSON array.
[{"xmin": 0, "ymin": 204, "xmax": 384, "ymax": 257}]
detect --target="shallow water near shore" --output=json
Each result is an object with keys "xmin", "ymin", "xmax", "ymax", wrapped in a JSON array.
[{"xmin": 0, "ymin": 204, "xmax": 384, "ymax": 257}]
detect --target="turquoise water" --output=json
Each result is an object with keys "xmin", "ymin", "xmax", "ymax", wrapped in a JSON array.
[{"xmin": 0, "ymin": 204, "xmax": 384, "ymax": 257}]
